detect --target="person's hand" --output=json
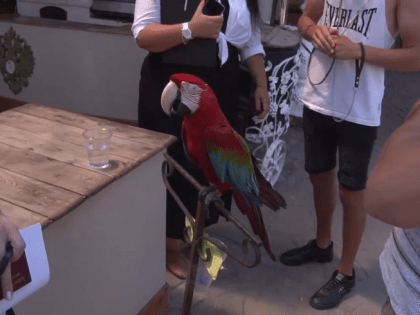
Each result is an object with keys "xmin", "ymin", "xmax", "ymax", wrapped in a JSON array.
[
  {"xmin": 255, "ymin": 86, "xmax": 270, "ymax": 119},
  {"xmin": 0, "ymin": 211, "xmax": 25, "ymax": 301},
  {"xmin": 331, "ymin": 35, "xmax": 362, "ymax": 60},
  {"xmin": 308, "ymin": 25, "xmax": 337, "ymax": 55},
  {"xmin": 189, "ymin": 0, "xmax": 224, "ymax": 39}
]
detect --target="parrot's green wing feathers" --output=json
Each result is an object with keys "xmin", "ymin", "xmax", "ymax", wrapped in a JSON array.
[{"xmin": 203, "ymin": 124, "xmax": 262, "ymax": 206}]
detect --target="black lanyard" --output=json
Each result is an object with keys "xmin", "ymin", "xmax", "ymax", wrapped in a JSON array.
[
  {"xmin": 354, "ymin": 43, "xmax": 365, "ymax": 90},
  {"xmin": 332, "ymin": 42, "xmax": 366, "ymax": 122}
]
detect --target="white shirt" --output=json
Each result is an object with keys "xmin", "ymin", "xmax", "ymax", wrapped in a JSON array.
[
  {"xmin": 301, "ymin": 0, "xmax": 394, "ymax": 126},
  {"xmin": 132, "ymin": 0, "xmax": 265, "ymax": 65}
]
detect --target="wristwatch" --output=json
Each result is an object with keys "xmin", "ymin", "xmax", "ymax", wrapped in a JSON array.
[{"xmin": 182, "ymin": 22, "xmax": 193, "ymax": 44}]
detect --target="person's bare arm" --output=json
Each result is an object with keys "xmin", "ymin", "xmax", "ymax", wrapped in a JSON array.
[
  {"xmin": 365, "ymin": 100, "xmax": 420, "ymax": 228},
  {"xmin": 136, "ymin": 24, "xmax": 186, "ymax": 53},
  {"xmin": 298, "ymin": 0, "xmax": 335, "ymax": 54},
  {"xmin": 244, "ymin": 54, "xmax": 270, "ymax": 119},
  {"xmin": 136, "ymin": 0, "xmax": 223, "ymax": 53},
  {"xmin": 332, "ymin": 0, "xmax": 420, "ymax": 71}
]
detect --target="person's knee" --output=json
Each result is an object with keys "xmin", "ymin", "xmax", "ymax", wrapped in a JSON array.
[
  {"xmin": 339, "ymin": 184, "xmax": 351, "ymax": 202},
  {"xmin": 338, "ymin": 184, "xmax": 364, "ymax": 205},
  {"xmin": 309, "ymin": 169, "xmax": 335, "ymax": 186},
  {"xmin": 338, "ymin": 167, "xmax": 368, "ymax": 198}
]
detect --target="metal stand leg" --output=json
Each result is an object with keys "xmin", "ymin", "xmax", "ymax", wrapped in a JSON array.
[
  {"xmin": 162, "ymin": 153, "xmax": 263, "ymax": 315},
  {"xmin": 182, "ymin": 198, "xmax": 203, "ymax": 313}
]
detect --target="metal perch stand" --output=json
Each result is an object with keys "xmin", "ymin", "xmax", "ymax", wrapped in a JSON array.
[{"xmin": 162, "ymin": 153, "xmax": 264, "ymax": 315}]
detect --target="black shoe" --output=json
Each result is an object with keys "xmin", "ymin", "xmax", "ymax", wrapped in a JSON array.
[
  {"xmin": 310, "ymin": 269, "xmax": 356, "ymax": 310},
  {"xmin": 279, "ymin": 239, "xmax": 333, "ymax": 266}
]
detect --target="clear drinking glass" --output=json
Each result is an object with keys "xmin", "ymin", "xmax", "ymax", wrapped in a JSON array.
[{"xmin": 83, "ymin": 128, "xmax": 112, "ymax": 169}]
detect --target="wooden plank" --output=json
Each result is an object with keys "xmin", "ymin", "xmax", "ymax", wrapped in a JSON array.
[
  {"xmin": 138, "ymin": 284, "xmax": 168, "ymax": 315},
  {"xmin": 0, "ymin": 123, "xmax": 137, "ymax": 179},
  {"xmin": 0, "ymin": 199, "xmax": 51, "ymax": 229},
  {"xmin": 0, "ymin": 110, "xmax": 159, "ymax": 162},
  {"xmin": 0, "ymin": 142, "xmax": 113, "ymax": 197},
  {"xmin": 13, "ymin": 104, "xmax": 176, "ymax": 149},
  {"xmin": 91, "ymin": 115, "xmax": 139, "ymax": 127},
  {"xmin": 0, "ymin": 167, "xmax": 84, "ymax": 221}
]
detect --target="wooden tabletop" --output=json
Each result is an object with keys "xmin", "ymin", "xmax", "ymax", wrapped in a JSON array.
[{"xmin": 0, "ymin": 104, "xmax": 176, "ymax": 229}]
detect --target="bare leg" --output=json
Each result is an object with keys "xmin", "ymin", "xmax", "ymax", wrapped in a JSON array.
[
  {"xmin": 166, "ymin": 237, "xmax": 190, "ymax": 279},
  {"xmin": 310, "ymin": 169, "xmax": 337, "ymax": 249},
  {"xmin": 337, "ymin": 185, "xmax": 366, "ymax": 276}
]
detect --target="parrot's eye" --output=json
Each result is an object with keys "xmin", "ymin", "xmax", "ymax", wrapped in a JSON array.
[
  {"xmin": 190, "ymin": 85, "xmax": 199, "ymax": 92},
  {"xmin": 181, "ymin": 82, "xmax": 199, "ymax": 93},
  {"xmin": 186, "ymin": 84, "xmax": 200, "ymax": 94},
  {"xmin": 179, "ymin": 82, "xmax": 201, "ymax": 115}
]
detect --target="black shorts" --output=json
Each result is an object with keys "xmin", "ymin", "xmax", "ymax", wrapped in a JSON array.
[{"xmin": 303, "ymin": 106, "xmax": 378, "ymax": 191}]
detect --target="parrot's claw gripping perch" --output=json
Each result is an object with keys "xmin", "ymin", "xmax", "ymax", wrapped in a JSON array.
[{"xmin": 198, "ymin": 184, "xmax": 225, "ymax": 220}]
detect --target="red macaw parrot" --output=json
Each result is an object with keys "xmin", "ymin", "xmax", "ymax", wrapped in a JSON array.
[{"xmin": 161, "ymin": 73, "xmax": 287, "ymax": 261}]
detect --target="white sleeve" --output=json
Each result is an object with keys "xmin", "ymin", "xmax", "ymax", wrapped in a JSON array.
[
  {"xmin": 240, "ymin": 24, "xmax": 266, "ymax": 61},
  {"xmin": 131, "ymin": 0, "xmax": 161, "ymax": 40}
]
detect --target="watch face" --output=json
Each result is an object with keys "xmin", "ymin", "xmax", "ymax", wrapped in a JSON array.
[
  {"xmin": 183, "ymin": 24, "xmax": 192, "ymax": 39},
  {"xmin": 183, "ymin": 29, "xmax": 191, "ymax": 39}
]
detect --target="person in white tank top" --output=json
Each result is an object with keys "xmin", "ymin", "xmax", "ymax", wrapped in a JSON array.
[{"xmin": 279, "ymin": 0, "xmax": 420, "ymax": 310}]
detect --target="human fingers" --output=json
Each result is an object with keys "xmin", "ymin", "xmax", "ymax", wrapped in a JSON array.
[
  {"xmin": 259, "ymin": 96, "xmax": 270, "ymax": 119},
  {"xmin": 192, "ymin": 0, "xmax": 206, "ymax": 21},
  {"xmin": 208, "ymin": 15, "xmax": 223, "ymax": 29},
  {"xmin": 209, "ymin": 15, "xmax": 223, "ymax": 37},
  {"xmin": 196, "ymin": 0, "xmax": 206, "ymax": 12},
  {"xmin": 309, "ymin": 26, "xmax": 334, "ymax": 54},
  {"xmin": 9, "ymin": 229, "xmax": 25, "ymax": 263},
  {"xmin": 190, "ymin": 0, "xmax": 207, "ymax": 37},
  {"xmin": 315, "ymin": 27, "xmax": 335, "ymax": 54},
  {"xmin": 1, "ymin": 262, "xmax": 13, "ymax": 301},
  {"xmin": 191, "ymin": 14, "xmax": 223, "ymax": 38},
  {"xmin": 322, "ymin": 27, "xmax": 336, "ymax": 49},
  {"xmin": 211, "ymin": 15, "xmax": 224, "ymax": 25},
  {"xmin": 329, "ymin": 28, "xmax": 338, "ymax": 36},
  {"xmin": 255, "ymin": 96, "xmax": 262, "ymax": 115},
  {"xmin": 312, "ymin": 34, "xmax": 331, "ymax": 54},
  {"xmin": 256, "ymin": 88, "xmax": 270, "ymax": 119},
  {"xmin": 207, "ymin": 19, "xmax": 223, "ymax": 38}
]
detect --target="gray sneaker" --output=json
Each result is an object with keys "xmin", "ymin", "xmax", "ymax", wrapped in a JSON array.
[{"xmin": 310, "ymin": 269, "xmax": 356, "ymax": 310}]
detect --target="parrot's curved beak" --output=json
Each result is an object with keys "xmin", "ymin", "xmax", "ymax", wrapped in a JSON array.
[{"xmin": 161, "ymin": 80, "xmax": 192, "ymax": 116}]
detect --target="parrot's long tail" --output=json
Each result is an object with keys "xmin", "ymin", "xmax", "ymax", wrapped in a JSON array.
[
  {"xmin": 252, "ymin": 156, "xmax": 287, "ymax": 211},
  {"xmin": 232, "ymin": 190, "xmax": 276, "ymax": 261}
]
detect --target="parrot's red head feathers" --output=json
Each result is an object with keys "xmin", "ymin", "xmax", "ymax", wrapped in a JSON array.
[
  {"xmin": 161, "ymin": 73, "xmax": 220, "ymax": 117},
  {"xmin": 169, "ymin": 73, "xmax": 208, "ymax": 90}
]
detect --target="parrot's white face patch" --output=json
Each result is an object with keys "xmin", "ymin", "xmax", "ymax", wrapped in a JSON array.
[
  {"xmin": 161, "ymin": 80, "xmax": 178, "ymax": 116},
  {"xmin": 180, "ymin": 81, "xmax": 202, "ymax": 114}
]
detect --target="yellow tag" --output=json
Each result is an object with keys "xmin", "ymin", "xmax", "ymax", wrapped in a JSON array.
[
  {"xmin": 185, "ymin": 218, "xmax": 225, "ymax": 280},
  {"xmin": 185, "ymin": 217, "xmax": 194, "ymax": 241},
  {"xmin": 201, "ymin": 238, "xmax": 225, "ymax": 280}
]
